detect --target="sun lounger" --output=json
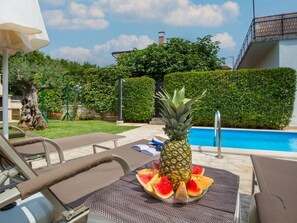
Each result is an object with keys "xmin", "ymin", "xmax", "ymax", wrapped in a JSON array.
[
  {"xmin": 0, "ymin": 134, "xmax": 157, "ymax": 222},
  {"xmin": 0, "ymin": 125, "xmax": 37, "ymax": 139},
  {"xmin": 249, "ymin": 155, "xmax": 297, "ymax": 223},
  {"xmin": 10, "ymin": 132, "xmax": 125, "ymax": 166}
]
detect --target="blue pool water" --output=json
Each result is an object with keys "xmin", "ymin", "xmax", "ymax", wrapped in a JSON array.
[{"xmin": 188, "ymin": 128, "xmax": 297, "ymax": 152}]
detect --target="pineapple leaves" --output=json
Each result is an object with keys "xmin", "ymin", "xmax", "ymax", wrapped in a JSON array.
[
  {"xmin": 184, "ymin": 90, "xmax": 206, "ymax": 109},
  {"xmin": 172, "ymin": 87, "xmax": 185, "ymax": 108},
  {"xmin": 176, "ymin": 103, "xmax": 190, "ymax": 123},
  {"xmin": 158, "ymin": 100, "xmax": 177, "ymax": 119},
  {"xmin": 156, "ymin": 87, "xmax": 206, "ymax": 140}
]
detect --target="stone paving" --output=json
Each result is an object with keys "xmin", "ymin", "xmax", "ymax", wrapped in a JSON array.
[{"xmin": 33, "ymin": 123, "xmax": 286, "ymax": 223}]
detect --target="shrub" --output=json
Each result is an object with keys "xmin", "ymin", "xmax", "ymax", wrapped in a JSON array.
[
  {"xmin": 120, "ymin": 76, "xmax": 155, "ymax": 122},
  {"xmin": 78, "ymin": 112, "xmax": 95, "ymax": 120},
  {"xmin": 164, "ymin": 68, "xmax": 296, "ymax": 129},
  {"xmin": 36, "ymin": 78, "xmax": 63, "ymax": 114},
  {"xmin": 43, "ymin": 89, "xmax": 63, "ymax": 113},
  {"xmin": 81, "ymin": 65, "xmax": 131, "ymax": 115}
]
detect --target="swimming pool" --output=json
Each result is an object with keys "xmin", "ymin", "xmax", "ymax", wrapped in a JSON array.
[{"xmin": 188, "ymin": 127, "xmax": 297, "ymax": 152}]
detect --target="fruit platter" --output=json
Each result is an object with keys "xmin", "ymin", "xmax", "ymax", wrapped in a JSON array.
[
  {"xmin": 136, "ymin": 163, "xmax": 214, "ymax": 204},
  {"xmin": 136, "ymin": 87, "xmax": 212, "ymax": 204}
]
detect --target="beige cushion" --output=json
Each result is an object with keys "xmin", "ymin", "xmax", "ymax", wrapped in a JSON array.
[
  {"xmin": 251, "ymin": 155, "xmax": 297, "ymax": 223},
  {"xmin": 17, "ymin": 155, "xmax": 114, "ymax": 199},
  {"xmin": 36, "ymin": 140, "xmax": 157, "ymax": 209},
  {"xmin": 14, "ymin": 133, "xmax": 124, "ymax": 157}
]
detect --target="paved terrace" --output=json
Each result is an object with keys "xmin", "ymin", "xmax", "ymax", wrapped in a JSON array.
[{"xmin": 33, "ymin": 124, "xmax": 297, "ymax": 223}]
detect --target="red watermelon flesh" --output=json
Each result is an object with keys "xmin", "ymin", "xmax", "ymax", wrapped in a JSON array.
[
  {"xmin": 136, "ymin": 169, "xmax": 157, "ymax": 187},
  {"xmin": 187, "ymin": 179, "xmax": 202, "ymax": 197},
  {"xmin": 192, "ymin": 165, "xmax": 205, "ymax": 175},
  {"xmin": 152, "ymin": 176, "xmax": 174, "ymax": 199},
  {"xmin": 152, "ymin": 162, "xmax": 159, "ymax": 170}
]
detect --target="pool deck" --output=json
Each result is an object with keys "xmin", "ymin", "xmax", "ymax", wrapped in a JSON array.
[{"xmin": 32, "ymin": 124, "xmax": 297, "ymax": 223}]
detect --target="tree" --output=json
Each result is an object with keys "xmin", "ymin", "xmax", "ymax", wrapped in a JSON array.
[
  {"xmin": 9, "ymin": 51, "xmax": 64, "ymax": 130},
  {"xmin": 117, "ymin": 35, "xmax": 224, "ymax": 82}
]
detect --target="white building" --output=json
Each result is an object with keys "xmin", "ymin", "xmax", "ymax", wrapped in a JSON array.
[
  {"xmin": 235, "ymin": 12, "xmax": 297, "ymax": 126},
  {"xmin": 0, "ymin": 83, "xmax": 22, "ymax": 121}
]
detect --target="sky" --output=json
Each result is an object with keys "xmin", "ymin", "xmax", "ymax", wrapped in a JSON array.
[{"xmin": 39, "ymin": 0, "xmax": 297, "ymax": 68}]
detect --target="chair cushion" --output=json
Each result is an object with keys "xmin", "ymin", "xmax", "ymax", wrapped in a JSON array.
[
  {"xmin": 14, "ymin": 133, "xmax": 124, "ymax": 157},
  {"xmin": 251, "ymin": 155, "xmax": 297, "ymax": 223},
  {"xmin": 254, "ymin": 193, "xmax": 289, "ymax": 223},
  {"xmin": 17, "ymin": 155, "xmax": 114, "ymax": 199},
  {"xmin": 11, "ymin": 137, "xmax": 44, "ymax": 147},
  {"xmin": 36, "ymin": 140, "xmax": 157, "ymax": 209},
  {"xmin": 9, "ymin": 132, "xmax": 26, "ymax": 139}
]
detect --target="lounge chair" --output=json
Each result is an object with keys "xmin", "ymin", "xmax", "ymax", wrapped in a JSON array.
[
  {"xmin": 0, "ymin": 133, "xmax": 157, "ymax": 222},
  {"xmin": 0, "ymin": 125, "xmax": 37, "ymax": 139},
  {"xmin": 6, "ymin": 126, "xmax": 125, "ymax": 166},
  {"xmin": 249, "ymin": 155, "xmax": 297, "ymax": 223}
]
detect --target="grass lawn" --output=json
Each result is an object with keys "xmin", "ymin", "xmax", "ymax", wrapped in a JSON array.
[{"xmin": 8, "ymin": 120, "xmax": 138, "ymax": 139}]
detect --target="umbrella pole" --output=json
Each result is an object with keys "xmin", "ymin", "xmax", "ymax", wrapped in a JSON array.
[{"xmin": 2, "ymin": 48, "xmax": 9, "ymax": 138}]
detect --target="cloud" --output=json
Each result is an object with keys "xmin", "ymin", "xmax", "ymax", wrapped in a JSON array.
[
  {"xmin": 164, "ymin": 1, "xmax": 239, "ymax": 27},
  {"xmin": 99, "ymin": 0, "xmax": 239, "ymax": 26},
  {"xmin": 40, "ymin": 0, "xmax": 70, "ymax": 7},
  {"xmin": 222, "ymin": 1, "xmax": 240, "ymax": 19},
  {"xmin": 94, "ymin": 34, "xmax": 154, "ymax": 53},
  {"xmin": 211, "ymin": 32, "xmax": 236, "ymax": 49},
  {"xmin": 49, "ymin": 46, "xmax": 99, "ymax": 64},
  {"xmin": 42, "ymin": 2, "xmax": 108, "ymax": 30},
  {"xmin": 49, "ymin": 34, "xmax": 154, "ymax": 66},
  {"xmin": 97, "ymin": 0, "xmax": 174, "ymax": 20},
  {"xmin": 42, "ymin": 1, "xmax": 239, "ymax": 29}
]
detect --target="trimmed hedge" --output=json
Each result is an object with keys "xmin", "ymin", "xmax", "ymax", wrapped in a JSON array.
[
  {"xmin": 121, "ymin": 76, "xmax": 155, "ymax": 122},
  {"xmin": 81, "ymin": 66, "xmax": 131, "ymax": 115},
  {"xmin": 164, "ymin": 68, "xmax": 296, "ymax": 129}
]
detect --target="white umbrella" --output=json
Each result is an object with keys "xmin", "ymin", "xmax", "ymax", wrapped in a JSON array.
[{"xmin": 0, "ymin": 0, "xmax": 49, "ymax": 138}]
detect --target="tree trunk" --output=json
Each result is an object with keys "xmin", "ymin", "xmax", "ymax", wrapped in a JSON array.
[{"xmin": 18, "ymin": 87, "xmax": 47, "ymax": 130}]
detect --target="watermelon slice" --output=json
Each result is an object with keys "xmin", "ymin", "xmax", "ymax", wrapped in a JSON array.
[
  {"xmin": 136, "ymin": 169, "xmax": 157, "ymax": 187},
  {"xmin": 152, "ymin": 162, "xmax": 159, "ymax": 170},
  {"xmin": 192, "ymin": 175, "xmax": 214, "ymax": 190},
  {"xmin": 175, "ymin": 181, "xmax": 189, "ymax": 202},
  {"xmin": 136, "ymin": 169, "xmax": 158, "ymax": 193},
  {"xmin": 187, "ymin": 179, "xmax": 202, "ymax": 197},
  {"xmin": 192, "ymin": 165, "xmax": 205, "ymax": 175},
  {"xmin": 152, "ymin": 176, "xmax": 174, "ymax": 199}
]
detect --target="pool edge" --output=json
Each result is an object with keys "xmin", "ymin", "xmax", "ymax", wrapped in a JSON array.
[{"xmin": 191, "ymin": 145, "xmax": 297, "ymax": 159}]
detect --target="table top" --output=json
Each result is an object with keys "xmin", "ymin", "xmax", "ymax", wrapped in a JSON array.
[{"xmin": 85, "ymin": 161, "xmax": 239, "ymax": 223}]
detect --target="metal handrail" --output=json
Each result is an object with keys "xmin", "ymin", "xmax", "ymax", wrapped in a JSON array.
[{"xmin": 214, "ymin": 110, "xmax": 223, "ymax": 159}]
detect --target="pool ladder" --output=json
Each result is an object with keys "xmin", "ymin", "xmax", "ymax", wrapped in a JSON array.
[{"xmin": 214, "ymin": 110, "xmax": 223, "ymax": 159}]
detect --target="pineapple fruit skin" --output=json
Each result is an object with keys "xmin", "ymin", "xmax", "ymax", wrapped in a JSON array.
[{"xmin": 159, "ymin": 139, "xmax": 192, "ymax": 191}]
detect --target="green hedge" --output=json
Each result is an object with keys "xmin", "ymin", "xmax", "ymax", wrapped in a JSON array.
[
  {"xmin": 35, "ymin": 75, "xmax": 63, "ymax": 114},
  {"xmin": 121, "ymin": 76, "xmax": 155, "ymax": 122},
  {"xmin": 81, "ymin": 66, "xmax": 131, "ymax": 115},
  {"xmin": 164, "ymin": 68, "xmax": 296, "ymax": 129}
]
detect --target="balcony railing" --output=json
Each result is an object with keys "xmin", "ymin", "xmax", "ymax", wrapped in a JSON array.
[{"xmin": 234, "ymin": 12, "xmax": 297, "ymax": 69}]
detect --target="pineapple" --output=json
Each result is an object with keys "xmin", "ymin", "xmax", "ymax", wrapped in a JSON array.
[{"xmin": 157, "ymin": 87, "xmax": 205, "ymax": 190}]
